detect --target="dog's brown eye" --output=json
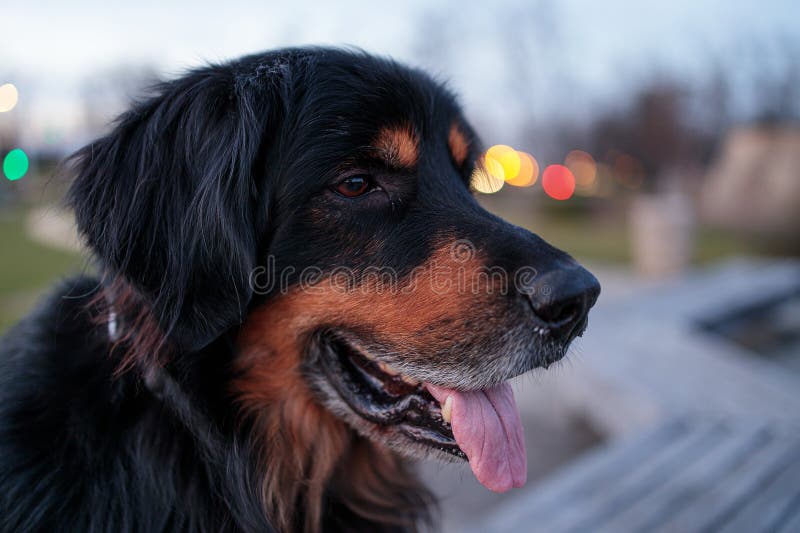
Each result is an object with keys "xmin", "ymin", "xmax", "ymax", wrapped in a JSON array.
[{"xmin": 335, "ymin": 176, "xmax": 372, "ymax": 198}]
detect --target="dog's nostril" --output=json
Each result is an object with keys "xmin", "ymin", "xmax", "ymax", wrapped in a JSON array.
[
  {"xmin": 534, "ymin": 296, "xmax": 583, "ymax": 328},
  {"xmin": 552, "ymin": 300, "xmax": 580, "ymax": 325}
]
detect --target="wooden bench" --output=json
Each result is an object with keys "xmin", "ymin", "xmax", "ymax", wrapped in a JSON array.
[{"xmin": 478, "ymin": 418, "xmax": 800, "ymax": 532}]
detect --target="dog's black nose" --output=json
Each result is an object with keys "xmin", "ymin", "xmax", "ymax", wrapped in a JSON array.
[{"xmin": 525, "ymin": 266, "xmax": 600, "ymax": 341}]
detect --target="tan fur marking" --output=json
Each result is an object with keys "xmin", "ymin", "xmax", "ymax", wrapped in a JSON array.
[
  {"xmin": 235, "ymin": 308, "xmax": 350, "ymax": 532},
  {"xmin": 239, "ymin": 244, "xmax": 489, "ymax": 352},
  {"xmin": 373, "ymin": 125, "xmax": 419, "ymax": 168},
  {"xmin": 448, "ymin": 123, "xmax": 470, "ymax": 166}
]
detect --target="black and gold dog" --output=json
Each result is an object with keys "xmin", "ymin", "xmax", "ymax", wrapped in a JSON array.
[{"xmin": 0, "ymin": 48, "xmax": 599, "ymax": 532}]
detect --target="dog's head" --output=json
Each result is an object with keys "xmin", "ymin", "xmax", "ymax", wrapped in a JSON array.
[{"xmin": 69, "ymin": 48, "xmax": 599, "ymax": 495}]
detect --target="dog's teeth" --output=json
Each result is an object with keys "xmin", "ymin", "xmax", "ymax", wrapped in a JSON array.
[{"xmin": 441, "ymin": 396, "xmax": 453, "ymax": 424}]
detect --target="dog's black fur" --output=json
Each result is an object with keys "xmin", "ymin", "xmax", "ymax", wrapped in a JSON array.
[
  {"xmin": 0, "ymin": 47, "xmax": 599, "ymax": 532},
  {"xmin": 0, "ymin": 278, "xmax": 266, "ymax": 531}
]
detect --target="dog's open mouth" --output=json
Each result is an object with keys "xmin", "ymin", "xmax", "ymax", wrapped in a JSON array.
[
  {"xmin": 320, "ymin": 337, "xmax": 465, "ymax": 458},
  {"xmin": 318, "ymin": 336, "xmax": 528, "ymax": 492}
]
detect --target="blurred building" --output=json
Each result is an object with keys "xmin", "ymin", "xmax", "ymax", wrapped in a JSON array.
[{"xmin": 701, "ymin": 125, "xmax": 800, "ymax": 252}]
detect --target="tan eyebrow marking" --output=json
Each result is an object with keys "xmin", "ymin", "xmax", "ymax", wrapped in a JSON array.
[
  {"xmin": 373, "ymin": 124, "xmax": 419, "ymax": 169},
  {"xmin": 448, "ymin": 123, "xmax": 470, "ymax": 167}
]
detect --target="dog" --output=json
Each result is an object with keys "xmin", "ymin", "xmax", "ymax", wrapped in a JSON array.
[{"xmin": 0, "ymin": 47, "xmax": 599, "ymax": 532}]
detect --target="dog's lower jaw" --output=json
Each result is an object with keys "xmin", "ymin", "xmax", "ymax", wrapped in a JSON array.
[{"xmin": 306, "ymin": 334, "xmax": 468, "ymax": 463}]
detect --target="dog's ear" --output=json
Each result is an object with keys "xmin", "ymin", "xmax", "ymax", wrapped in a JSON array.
[{"xmin": 68, "ymin": 66, "xmax": 280, "ymax": 352}]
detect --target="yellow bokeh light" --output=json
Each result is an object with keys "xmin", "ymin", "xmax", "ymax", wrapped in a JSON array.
[
  {"xmin": 506, "ymin": 151, "xmax": 538, "ymax": 187},
  {"xmin": 486, "ymin": 144, "xmax": 521, "ymax": 181},
  {"xmin": 483, "ymin": 154, "xmax": 505, "ymax": 180},
  {"xmin": 0, "ymin": 83, "xmax": 19, "ymax": 113},
  {"xmin": 471, "ymin": 159, "xmax": 505, "ymax": 194},
  {"xmin": 565, "ymin": 150, "xmax": 597, "ymax": 189}
]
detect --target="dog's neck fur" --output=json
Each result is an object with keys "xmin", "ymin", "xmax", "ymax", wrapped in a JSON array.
[{"xmin": 101, "ymin": 280, "xmax": 431, "ymax": 532}]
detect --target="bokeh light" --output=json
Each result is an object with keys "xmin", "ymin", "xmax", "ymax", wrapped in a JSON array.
[
  {"xmin": 506, "ymin": 151, "xmax": 538, "ymax": 187},
  {"xmin": 483, "ymin": 154, "xmax": 505, "ymax": 180},
  {"xmin": 542, "ymin": 164, "xmax": 575, "ymax": 200},
  {"xmin": 471, "ymin": 158, "xmax": 505, "ymax": 194},
  {"xmin": 565, "ymin": 150, "xmax": 597, "ymax": 192},
  {"xmin": 0, "ymin": 83, "xmax": 19, "ymax": 113},
  {"xmin": 3, "ymin": 149, "xmax": 29, "ymax": 181},
  {"xmin": 485, "ymin": 144, "xmax": 521, "ymax": 181}
]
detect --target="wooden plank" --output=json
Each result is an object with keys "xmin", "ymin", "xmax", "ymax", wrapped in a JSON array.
[
  {"xmin": 717, "ymin": 442, "xmax": 800, "ymax": 533},
  {"xmin": 693, "ymin": 438, "xmax": 798, "ymax": 533},
  {"xmin": 596, "ymin": 424, "xmax": 770, "ymax": 533},
  {"xmin": 775, "ymin": 499, "xmax": 800, "ymax": 533},
  {"xmin": 541, "ymin": 422, "xmax": 722, "ymax": 532},
  {"xmin": 653, "ymin": 434, "xmax": 799, "ymax": 533},
  {"xmin": 478, "ymin": 419, "xmax": 688, "ymax": 532}
]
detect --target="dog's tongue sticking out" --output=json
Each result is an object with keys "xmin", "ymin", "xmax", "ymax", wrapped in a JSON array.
[{"xmin": 426, "ymin": 383, "xmax": 527, "ymax": 492}]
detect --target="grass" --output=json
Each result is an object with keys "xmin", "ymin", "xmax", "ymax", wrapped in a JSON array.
[
  {"xmin": 529, "ymin": 216, "xmax": 756, "ymax": 266},
  {"xmin": 0, "ymin": 209, "xmax": 85, "ymax": 332}
]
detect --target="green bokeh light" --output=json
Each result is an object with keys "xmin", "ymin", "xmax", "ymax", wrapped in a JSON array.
[{"xmin": 3, "ymin": 148, "xmax": 29, "ymax": 181}]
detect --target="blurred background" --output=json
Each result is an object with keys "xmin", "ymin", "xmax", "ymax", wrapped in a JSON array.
[{"xmin": 2, "ymin": 1, "xmax": 799, "ymax": 531}]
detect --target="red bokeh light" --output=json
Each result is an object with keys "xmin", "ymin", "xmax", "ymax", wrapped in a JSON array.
[{"xmin": 542, "ymin": 164, "xmax": 576, "ymax": 200}]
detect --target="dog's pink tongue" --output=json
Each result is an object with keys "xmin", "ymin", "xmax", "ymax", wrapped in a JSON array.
[{"xmin": 427, "ymin": 383, "xmax": 527, "ymax": 493}]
